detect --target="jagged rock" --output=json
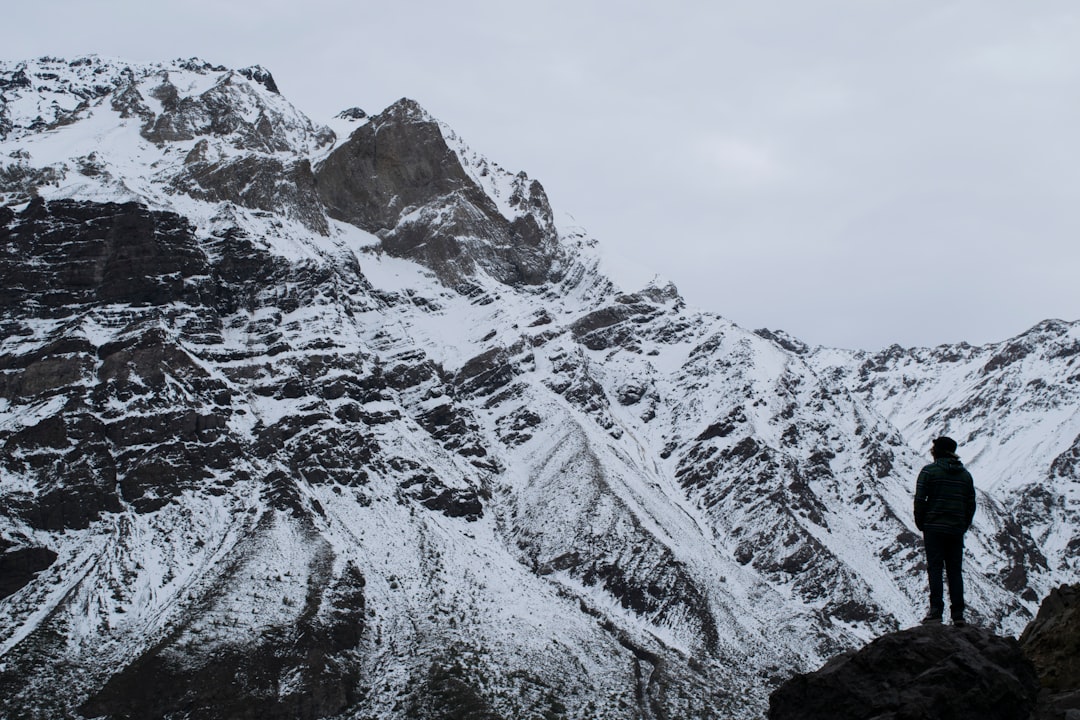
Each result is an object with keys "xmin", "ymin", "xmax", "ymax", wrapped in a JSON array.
[
  {"xmin": 315, "ymin": 99, "xmax": 471, "ymax": 234},
  {"xmin": 1021, "ymin": 584, "xmax": 1080, "ymax": 719},
  {"xmin": 570, "ymin": 301, "xmax": 656, "ymax": 351},
  {"xmin": 315, "ymin": 99, "xmax": 561, "ymax": 287},
  {"xmin": 768, "ymin": 625, "xmax": 1039, "ymax": 720},
  {"xmin": 238, "ymin": 65, "xmax": 279, "ymax": 94},
  {"xmin": 0, "ymin": 159, "xmax": 65, "ymax": 203},
  {"xmin": 1023, "ymin": 584, "xmax": 1080, "ymax": 688},
  {"xmin": 336, "ymin": 107, "xmax": 367, "ymax": 121},
  {"xmin": 454, "ymin": 347, "xmax": 516, "ymax": 396},
  {"xmin": 397, "ymin": 470, "xmax": 484, "ymax": 521},
  {"xmin": 615, "ymin": 381, "xmax": 647, "ymax": 405},
  {"xmin": 110, "ymin": 67, "xmax": 155, "ymax": 122},
  {"xmin": 755, "ymin": 328, "xmax": 811, "ymax": 355},
  {"xmin": 0, "ymin": 65, "xmax": 32, "ymax": 92},
  {"xmin": 0, "ymin": 198, "xmax": 208, "ymax": 312},
  {"xmin": 142, "ymin": 71, "xmax": 315, "ymax": 152},
  {"xmin": 171, "ymin": 155, "xmax": 329, "ymax": 234}
]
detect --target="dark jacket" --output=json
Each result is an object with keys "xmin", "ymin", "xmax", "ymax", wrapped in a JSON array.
[{"xmin": 913, "ymin": 457, "xmax": 976, "ymax": 534}]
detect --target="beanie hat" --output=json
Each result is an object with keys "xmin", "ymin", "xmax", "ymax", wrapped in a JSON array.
[{"xmin": 932, "ymin": 436, "xmax": 958, "ymax": 458}]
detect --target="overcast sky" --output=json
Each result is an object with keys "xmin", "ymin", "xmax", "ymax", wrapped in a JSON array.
[{"xmin": 7, "ymin": 1, "xmax": 1080, "ymax": 349}]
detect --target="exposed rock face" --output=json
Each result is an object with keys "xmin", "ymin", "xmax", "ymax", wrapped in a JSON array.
[
  {"xmin": 172, "ymin": 153, "xmax": 329, "ymax": 235},
  {"xmin": 0, "ymin": 199, "xmax": 206, "ymax": 312},
  {"xmin": 140, "ymin": 70, "xmax": 325, "ymax": 152},
  {"xmin": 1021, "ymin": 584, "xmax": 1080, "ymax": 692},
  {"xmin": 315, "ymin": 99, "xmax": 562, "ymax": 287},
  {"xmin": 1021, "ymin": 584, "xmax": 1080, "ymax": 719},
  {"xmin": 0, "ymin": 56, "xmax": 333, "ymax": 229},
  {"xmin": 238, "ymin": 65, "xmax": 280, "ymax": 94},
  {"xmin": 768, "ymin": 625, "xmax": 1039, "ymax": 720},
  {"xmin": 770, "ymin": 585, "xmax": 1080, "ymax": 720},
  {"xmin": 0, "ymin": 545, "xmax": 57, "ymax": 599}
]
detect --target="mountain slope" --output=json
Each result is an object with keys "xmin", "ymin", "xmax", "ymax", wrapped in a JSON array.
[
  {"xmin": 1, "ymin": 55, "xmax": 1076, "ymax": 719},
  {"xmin": 809, "ymin": 322, "xmax": 1080, "ymax": 594}
]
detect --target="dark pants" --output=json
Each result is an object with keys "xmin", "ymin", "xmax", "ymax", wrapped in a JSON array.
[{"xmin": 924, "ymin": 531, "xmax": 965, "ymax": 620}]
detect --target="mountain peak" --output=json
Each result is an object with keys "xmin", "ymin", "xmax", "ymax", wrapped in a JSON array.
[
  {"xmin": 237, "ymin": 64, "xmax": 280, "ymax": 94},
  {"xmin": 315, "ymin": 98, "xmax": 564, "ymax": 287},
  {"xmin": 381, "ymin": 97, "xmax": 433, "ymax": 123},
  {"xmin": 173, "ymin": 56, "xmax": 229, "ymax": 73},
  {"xmin": 335, "ymin": 106, "xmax": 368, "ymax": 121}
]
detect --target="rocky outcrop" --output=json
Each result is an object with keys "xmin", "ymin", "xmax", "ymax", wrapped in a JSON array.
[
  {"xmin": 238, "ymin": 65, "xmax": 280, "ymax": 94},
  {"xmin": 172, "ymin": 153, "xmax": 329, "ymax": 234},
  {"xmin": 315, "ymin": 99, "xmax": 562, "ymax": 287},
  {"xmin": 0, "ymin": 545, "xmax": 57, "ymax": 599},
  {"xmin": 1021, "ymin": 584, "xmax": 1080, "ymax": 719},
  {"xmin": 141, "ymin": 70, "xmax": 329, "ymax": 152},
  {"xmin": 0, "ymin": 198, "xmax": 207, "ymax": 313},
  {"xmin": 770, "ymin": 585, "xmax": 1080, "ymax": 720},
  {"xmin": 769, "ymin": 624, "xmax": 1039, "ymax": 720}
]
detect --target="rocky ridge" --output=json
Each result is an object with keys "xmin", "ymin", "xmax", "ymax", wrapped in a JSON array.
[{"xmin": 0, "ymin": 55, "xmax": 1077, "ymax": 719}]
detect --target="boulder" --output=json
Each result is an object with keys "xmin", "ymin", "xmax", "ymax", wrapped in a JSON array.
[
  {"xmin": 769, "ymin": 624, "xmax": 1039, "ymax": 720},
  {"xmin": 1020, "ymin": 584, "xmax": 1080, "ymax": 719}
]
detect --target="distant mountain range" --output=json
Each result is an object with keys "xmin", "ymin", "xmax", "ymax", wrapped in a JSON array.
[{"xmin": 1, "ymin": 55, "xmax": 1077, "ymax": 719}]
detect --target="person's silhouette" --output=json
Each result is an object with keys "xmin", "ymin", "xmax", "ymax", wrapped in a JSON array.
[{"xmin": 914, "ymin": 436, "xmax": 977, "ymax": 626}]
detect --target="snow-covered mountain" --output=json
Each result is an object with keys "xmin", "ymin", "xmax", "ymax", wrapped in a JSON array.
[{"xmin": 1, "ymin": 55, "xmax": 1076, "ymax": 719}]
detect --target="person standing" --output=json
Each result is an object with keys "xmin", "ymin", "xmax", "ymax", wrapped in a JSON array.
[{"xmin": 914, "ymin": 436, "xmax": 977, "ymax": 626}]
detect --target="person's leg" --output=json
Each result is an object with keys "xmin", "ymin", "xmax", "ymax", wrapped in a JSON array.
[
  {"xmin": 943, "ymin": 533, "xmax": 965, "ymax": 623},
  {"xmin": 923, "ymin": 532, "xmax": 945, "ymax": 621}
]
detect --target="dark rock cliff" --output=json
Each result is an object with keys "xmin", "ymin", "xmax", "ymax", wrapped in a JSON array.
[
  {"xmin": 770, "ymin": 624, "xmax": 1038, "ymax": 720},
  {"xmin": 769, "ymin": 585, "xmax": 1080, "ymax": 720},
  {"xmin": 315, "ymin": 99, "xmax": 562, "ymax": 287},
  {"xmin": 1021, "ymin": 584, "xmax": 1080, "ymax": 719}
]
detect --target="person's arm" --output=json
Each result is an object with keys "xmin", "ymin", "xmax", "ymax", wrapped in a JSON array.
[
  {"xmin": 964, "ymin": 472, "xmax": 976, "ymax": 529},
  {"xmin": 913, "ymin": 470, "xmax": 929, "ymax": 530}
]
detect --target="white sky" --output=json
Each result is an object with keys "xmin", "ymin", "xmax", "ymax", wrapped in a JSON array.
[{"xmin": 6, "ymin": 1, "xmax": 1080, "ymax": 350}]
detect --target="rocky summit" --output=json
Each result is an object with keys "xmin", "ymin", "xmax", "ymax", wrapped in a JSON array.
[
  {"xmin": 1, "ymin": 55, "xmax": 1079, "ymax": 719},
  {"xmin": 769, "ymin": 584, "xmax": 1080, "ymax": 720},
  {"xmin": 769, "ymin": 624, "xmax": 1040, "ymax": 720}
]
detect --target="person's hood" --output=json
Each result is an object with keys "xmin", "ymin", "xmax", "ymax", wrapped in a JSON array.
[{"xmin": 936, "ymin": 456, "xmax": 966, "ymax": 473}]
